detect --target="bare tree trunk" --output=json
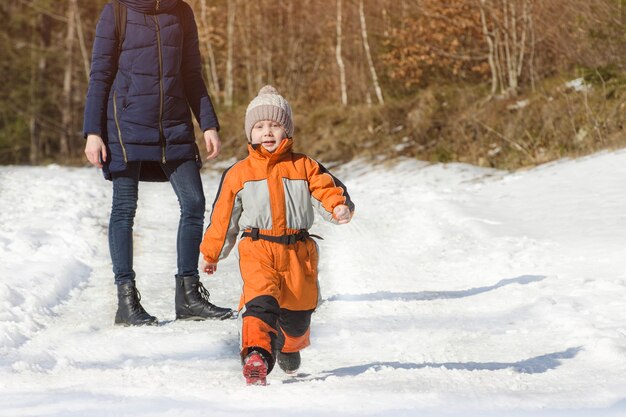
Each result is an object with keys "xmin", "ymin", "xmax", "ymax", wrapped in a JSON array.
[
  {"xmin": 382, "ymin": 3, "xmax": 390, "ymax": 38},
  {"xmin": 224, "ymin": 0, "xmax": 236, "ymax": 107},
  {"xmin": 265, "ymin": 0, "xmax": 274, "ymax": 88},
  {"xmin": 479, "ymin": 0, "xmax": 533, "ymax": 97},
  {"xmin": 528, "ymin": 3, "xmax": 536, "ymax": 91},
  {"xmin": 199, "ymin": 0, "xmax": 221, "ymax": 100},
  {"xmin": 495, "ymin": 33, "xmax": 506, "ymax": 94},
  {"xmin": 284, "ymin": 0, "xmax": 300, "ymax": 96},
  {"xmin": 29, "ymin": 24, "xmax": 41, "ymax": 164},
  {"xmin": 75, "ymin": 3, "xmax": 89, "ymax": 82},
  {"xmin": 60, "ymin": 0, "xmax": 77, "ymax": 160},
  {"xmin": 516, "ymin": 1, "xmax": 528, "ymax": 79},
  {"xmin": 265, "ymin": 53, "xmax": 274, "ymax": 86},
  {"xmin": 503, "ymin": 0, "xmax": 516, "ymax": 94},
  {"xmin": 254, "ymin": 2, "xmax": 267, "ymax": 88},
  {"xmin": 400, "ymin": 0, "xmax": 407, "ymax": 31},
  {"xmin": 29, "ymin": 12, "xmax": 53, "ymax": 164},
  {"xmin": 359, "ymin": 0, "xmax": 384, "ymax": 104},
  {"xmin": 479, "ymin": 0, "xmax": 498, "ymax": 96},
  {"xmin": 336, "ymin": 0, "xmax": 348, "ymax": 106},
  {"xmin": 238, "ymin": 3, "xmax": 255, "ymax": 97}
]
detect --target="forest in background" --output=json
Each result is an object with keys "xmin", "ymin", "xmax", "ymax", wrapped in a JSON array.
[{"xmin": 1, "ymin": 0, "xmax": 626, "ymax": 169}]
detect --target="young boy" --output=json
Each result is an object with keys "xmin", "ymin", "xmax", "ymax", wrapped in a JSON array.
[{"xmin": 200, "ymin": 85, "xmax": 354, "ymax": 385}]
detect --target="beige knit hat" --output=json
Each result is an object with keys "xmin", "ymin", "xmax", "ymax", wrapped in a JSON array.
[{"xmin": 244, "ymin": 85, "xmax": 294, "ymax": 141}]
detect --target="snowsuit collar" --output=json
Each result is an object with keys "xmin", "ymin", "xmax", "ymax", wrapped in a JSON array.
[
  {"xmin": 248, "ymin": 138, "xmax": 293, "ymax": 160},
  {"xmin": 119, "ymin": 0, "xmax": 179, "ymax": 14}
]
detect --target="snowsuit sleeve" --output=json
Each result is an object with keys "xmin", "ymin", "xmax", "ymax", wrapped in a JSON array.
[
  {"xmin": 305, "ymin": 158, "xmax": 355, "ymax": 224},
  {"xmin": 200, "ymin": 166, "xmax": 243, "ymax": 264},
  {"xmin": 83, "ymin": 4, "xmax": 117, "ymax": 139},
  {"xmin": 180, "ymin": 2, "xmax": 219, "ymax": 132}
]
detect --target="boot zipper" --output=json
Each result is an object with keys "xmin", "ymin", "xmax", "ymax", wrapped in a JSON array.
[
  {"xmin": 153, "ymin": 14, "xmax": 166, "ymax": 163},
  {"xmin": 113, "ymin": 91, "xmax": 128, "ymax": 163},
  {"xmin": 156, "ymin": 0, "xmax": 160, "ymax": 11}
]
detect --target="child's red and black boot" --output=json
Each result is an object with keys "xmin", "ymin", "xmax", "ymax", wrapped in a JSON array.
[{"xmin": 243, "ymin": 350, "xmax": 269, "ymax": 385}]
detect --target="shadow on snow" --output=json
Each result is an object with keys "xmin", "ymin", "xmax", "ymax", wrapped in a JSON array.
[
  {"xmin": 284, "ymin": 346, "xmax": 582, "ymax": 383},
  {"xmin": 326, "ymin": 274, "xmax": 546, "ymax": 302}
]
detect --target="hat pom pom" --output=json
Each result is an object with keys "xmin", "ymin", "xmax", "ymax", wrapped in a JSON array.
[{"xmin": 258, "ymin": 85, "xmax": 279, "ymax": 96}]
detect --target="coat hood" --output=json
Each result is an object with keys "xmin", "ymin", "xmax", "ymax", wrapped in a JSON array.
[{"xmin": 119, "ymin": 0, "xmax": 179, "ymax": 14}]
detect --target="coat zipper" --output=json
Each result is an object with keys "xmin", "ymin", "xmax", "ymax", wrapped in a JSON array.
[
  {"xmin": 153, "ymin": 14, "xmax": 166, "ymax": 163},
  {"xmin": 113, "ymin": 91, "xmax": 128, "ymax": 163}
]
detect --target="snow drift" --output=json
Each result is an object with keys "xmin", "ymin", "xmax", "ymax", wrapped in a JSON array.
[{"xmin": 0, "ymin": 150, "xmax": 625, "ymax": 417}]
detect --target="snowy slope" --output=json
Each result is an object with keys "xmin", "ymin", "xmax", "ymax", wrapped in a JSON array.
[{"xmin": 0, "ymin": 150, "xmax": 625, "ymax": 417}]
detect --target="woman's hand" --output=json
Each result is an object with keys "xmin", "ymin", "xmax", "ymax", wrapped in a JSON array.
[
  {"xmin": 204, "ymin": 128, "xmax": 222, "ymax": 160},
  {"xmin": 85, "ymin": 134, "xmax": 107, "ymax": 168}
]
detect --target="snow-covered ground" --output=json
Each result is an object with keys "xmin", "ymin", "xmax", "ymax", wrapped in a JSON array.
[{"xmin": 0, "ymin": 150, "xmax": 625, "ymax": 417}]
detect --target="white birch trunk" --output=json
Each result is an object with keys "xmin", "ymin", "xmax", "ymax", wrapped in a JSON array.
[
  {"xmin": 359, "ymin": 0, "xmax": 384, "ymax": 105},
  {"xmin": 479, "ymin": 0, "xmax": 534, "ymax": 97},
  {"xmin": 336, "ymin": 0, "xmax": 348, "ymax": 106},
  {"xmin": 528, "ymin": 3, "xmax": 536, "ymax": 91}
]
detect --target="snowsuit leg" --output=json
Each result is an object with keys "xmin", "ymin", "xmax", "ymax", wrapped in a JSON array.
[
  {"xmin": 237, "ymin": 236, "xmax": 319, "ymax": 373},
  {"xmin": 276, "ymin": 308, "xmax": 314, "ymax": 353}
]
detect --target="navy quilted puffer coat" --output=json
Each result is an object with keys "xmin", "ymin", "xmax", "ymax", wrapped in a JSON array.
[{"xmin": 83, "ymin": 0, "xmax": 218, "ymax": 180}]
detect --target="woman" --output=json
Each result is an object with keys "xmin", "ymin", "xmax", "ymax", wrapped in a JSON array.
[{"xmin": 83, "ymin": 0, "xmax": 231, "ymax": 325}]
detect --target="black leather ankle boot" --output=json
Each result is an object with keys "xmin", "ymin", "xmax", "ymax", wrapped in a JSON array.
[
  {"xmin": 175, "ymin": 275, "xmax": 233, "ymax": 320},
  {"xmin": 114, "ymin": 282, "xmax": 158, "ymax": 326}
]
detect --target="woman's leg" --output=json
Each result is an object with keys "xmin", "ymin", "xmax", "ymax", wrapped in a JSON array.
[
  {"xmin": 166, "ymin": 160, "xmax": 232, "ymax": 320},
  {"xmin": 165, "ymin": 160, "xmax": 205, "ymax": 277},
  {"xmin": 109, "ymin": 162, "xmax": 141, "ymax": 285},
  {"xmin": 109, "ymin": 162, "xmax": 157, "ymax": 326}
]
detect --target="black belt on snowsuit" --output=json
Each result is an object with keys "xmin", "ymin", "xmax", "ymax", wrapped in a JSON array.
[{"xmin": 241, "ymin": 228, "xmax": 323, "ymax": 245}]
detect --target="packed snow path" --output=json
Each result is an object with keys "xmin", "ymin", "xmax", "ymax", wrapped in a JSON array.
[{"xmin": 1, "ymin": 151, "xmax": 625, "ymax": 417}]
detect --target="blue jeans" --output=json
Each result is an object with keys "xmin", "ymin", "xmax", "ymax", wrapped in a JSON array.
[{"xmin": 109, "ymin": 160, "xmax": 206, "ymax": 285}]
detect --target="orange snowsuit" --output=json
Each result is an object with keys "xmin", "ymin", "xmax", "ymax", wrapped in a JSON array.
[{"xmin": 200, "ymin": 138, "xmax": 354, "ymax": 371}]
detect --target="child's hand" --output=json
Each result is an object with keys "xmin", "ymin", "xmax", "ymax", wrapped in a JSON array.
[
  {"xmin": 204, "ymin": 262, "xmax": 218, "ymax": 275},
  {"xmin": 333, "ymin": 204, "xmax": 352, "ymax": 224}
]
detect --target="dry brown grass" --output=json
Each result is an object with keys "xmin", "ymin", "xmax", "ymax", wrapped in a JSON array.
[{"xmin": 204, "ymin": 74, "xmax": 626, "ymax": 171}]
